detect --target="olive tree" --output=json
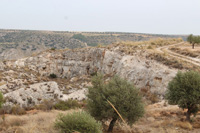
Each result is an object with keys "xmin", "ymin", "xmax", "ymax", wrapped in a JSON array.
[
  {"xmin": 87, "ymin": 74, "xmax": 144, "ymax": 132},
  {"xmin": 187, "ymin": 34, "xmax": 200, "ymax": 49},
  {"xmin": 166, "ymin": 71, "xmax": 200, "ymax": 121}
]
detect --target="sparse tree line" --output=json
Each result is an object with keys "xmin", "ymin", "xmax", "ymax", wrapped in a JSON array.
[
  {"xmin": 1, "ymin": 70, "xmax": 200, "ymax": 132},
  {"xmin": 187, "ymin": 34, "xmax": 200, "ymax": 49}
]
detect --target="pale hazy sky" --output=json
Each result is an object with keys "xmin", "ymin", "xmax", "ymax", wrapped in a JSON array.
[{"xmin": 0, "ymin": 0, "xmax": 200, "ymax": 35}]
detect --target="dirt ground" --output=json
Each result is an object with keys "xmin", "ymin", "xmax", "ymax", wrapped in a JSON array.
[
  {"xmin": 1, "ymin": 101, "xmax": 200, "ymax": 133},
  {"xmin": 177, "ymin": 43, "xmax": 200, "ymax": 51},
  {"xmin": 105, "ymin": 101, "xmax": 200, "ymax": 133}
]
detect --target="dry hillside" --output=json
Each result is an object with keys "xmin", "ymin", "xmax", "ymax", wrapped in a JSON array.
[{"xmin": 0, "ymin": 38, "xmax": 200, "ymax": 133}]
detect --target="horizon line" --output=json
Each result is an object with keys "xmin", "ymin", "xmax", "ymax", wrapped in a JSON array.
[{"xmin": 0, "ymin": 28, "xmax": 189, "ymax": 36}]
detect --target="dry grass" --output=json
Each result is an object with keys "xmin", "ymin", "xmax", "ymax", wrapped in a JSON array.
[
  {"xmin": 169, "ymin": 47, "xmax": 200, "ymax": 58},
  {"xmin": 147, "ymin": 52, "xmax": 200, "ymax": 72},
  {"xmin": 193, "ymin": 123, "xmax": 200, "ymax": 128},
  {"xmin": 106, "ymin": 38, "xmax": 183, "ymax": 56},
  {"xmin": 119, "ymin": 38, "xmax": 183, "ymax": 47},
  {"xmin": 0, "ymin": 110, "xmax": 76, "ymax": 133},
  {"xmin": 0, "ymin": 81, "xmax": 6, "ymax": 86},
  {"xmin": 1, "ymin": 102, "xmax": 200, "ymax": 133},
  {"xmin": 173, "ymin": 121, "xmax": 193, "ymax": 130}
]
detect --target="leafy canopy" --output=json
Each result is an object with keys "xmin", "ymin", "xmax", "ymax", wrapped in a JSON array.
[
  {"xmin": 166, "ymin": 71, "xmax": 200, "ymax": 115},
  {"xmin": 54, "ymin": 111, "xmax": 102, "ymax": 133},
  {"xmin": 87, "ymin": 74, "xmax": 144, "ymax": 125},
  {"xmin": 72, "ymin": 34, "xmax": 87, "ymax": 42},
  {"xmin": 187, "ymin": 34, "xmax": 200, "ymax": 49}
]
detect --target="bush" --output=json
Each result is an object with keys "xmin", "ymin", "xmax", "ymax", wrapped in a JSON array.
[
  {"xmin": 72, "ymin": 34, "xmax": 87, "ymax": 42},
  {"xmin": 54, "ymin": 111, "xmax": 102, "ymax": 133},
  {"xmin": 35, "ymin": 99, "xmax": 54, "ymax": 111},
  {"xmin": 87, "ymin": 74, "xmax": 144, "ymax": 132},
  {"xmin": 50, "ymin": 47, "xmax": 56, "ymax": 50},
  {"xmin": 88, "ymin": 43, "xmax": 98, "ymax": 47},
  {"xmin": 147, "ymin": 45, "xmax": 153, "ymax": 49},
  {"xmin": 49, "ymin": 73, "xmax": 57, "ymax": 78},
  {"xmin": 54, "ymin": 99, "xmax": 81, "ymax": 111},
  {"xmin": 166, "ymin": 71, "xmax": 200, "ymax": 121}
]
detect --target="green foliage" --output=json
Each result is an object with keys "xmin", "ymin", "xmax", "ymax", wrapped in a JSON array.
[
  {"xmin": 187, "ymin": 34, "xmax": 200, "ymax": 49},
  {"xmin": 35, "ymin": 99, "xmax": 81, "ymax": 111},
  {"xmin": 166, "ymin": 71, "xmax": 200, "ymax": 121},
  {"xmin": 54, "ymin": 99, "xmax": 81, "ymax": 111},
  {"xmin": 87, "ymin": 74, "xmax": 144, "ymax": 131},
  {"xmin": 88, "ymin": 43, "xmax": 98, "ymax": 47},
  {"xmin": 50, "ymin": 47, "xmax": 56, "ymax": 50},
  {"xmin": 49, "ymin": 73, "xmax": 57, "ymax": 78},
  {"xmin": 187, "ymin": 34, "xmax": 193, "ymax": 44},
  {"xmin": 72, "ymin": 34, "xmax": 87, "ymax": 42},
  {"xmin": 54, "ymin": 111, "xmax": 102, "ymax": 133},
  {"xmin": 0, "ymin": 92, "xmax": 3, "ymax": 108}
]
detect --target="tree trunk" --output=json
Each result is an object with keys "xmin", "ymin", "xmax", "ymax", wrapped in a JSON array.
[
  {"xmin": 107, "ymin": 117, "xmax": 117, "ymax": 132},
  {"xmin": 186, "ymin": 109, "xmax": 191, "ymax": 122},
  {"xmin": 192, "ymin": 43, "xmax": 195, "ymax": 49}
]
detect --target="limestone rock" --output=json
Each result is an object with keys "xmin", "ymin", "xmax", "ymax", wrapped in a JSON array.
[{"xmin": 11, "ymin": 47, "xmax": 177, "ymax": 95}]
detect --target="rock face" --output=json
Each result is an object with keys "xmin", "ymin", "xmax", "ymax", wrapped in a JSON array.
[
  {"xmin": 3, "ymin": 81, "xmax": 87, "ymax": 107},
  {"xmin": 4, "ymin": 82, "xmax": 62, "ymax": 107},
  {"xmin": 11, "ymin": 47, "xmax": 177, "ymax": 96},
  {"xmin": 1, "ymin": 81, "xmax": 87, "ymax": 107},
  {"xmin": 1, "ymin": 46, "xmax": 178, "ymax": 107},
  {"xmin": 0, "ymin": 69, "xmax": 88, "ymax": 107}
]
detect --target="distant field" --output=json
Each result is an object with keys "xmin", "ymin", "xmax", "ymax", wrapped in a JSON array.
[{"xmin": 0, "ymin": 29, "xmax": 187, "ymax": 60}]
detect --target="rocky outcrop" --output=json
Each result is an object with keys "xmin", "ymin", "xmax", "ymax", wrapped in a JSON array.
[
  {"xmin": 0, "ymin": 69, "xmax": 88, "ymax": 107},
  {"xmin": 11, "ymin": 47, "xmax": 177, "ymax": 96},
  {"xmin": 4, "ymin": 82, "xmax": 62, "ymax": 107},
  {"xmin": 4, "ymin": 81, "xmax": 87, "ymax": 107}
]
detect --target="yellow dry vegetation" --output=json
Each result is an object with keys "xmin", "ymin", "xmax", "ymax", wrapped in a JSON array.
[
  {"xmin": 120, "ymin": 38, "xmax": 183, "ymax": 47},
  {"xmin": 173, "ymin": 121, "xmax": 193, "ymax": 130},
  {"xmin": 0, "ymin": 110, "xmax": 77, "ymax": 133},
  {"xmin": 0, "ymin": 81, "xmax": 6, "ymax": 86}
]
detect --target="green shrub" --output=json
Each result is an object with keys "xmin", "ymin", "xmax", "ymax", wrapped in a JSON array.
[
  {"xmin": 50, "ymin": 47, "xmax": 56, "ymax": 50},
  {"xmin": 54, "ymin": 111, "xmax": 102, "ymax": 133},
  {"xmin": 87, "ymin": 74, "xmax": 144, "ymax": 132},
  {"xmin": 166, "ymin": 71, "xmax": 200, "ymax": 121},
  {"xmin": 72, "ymin": 34, "xmax": 87, "ymax": 42},
  {"xmin": 54, "ymin": 99, "xmax": 81, "ymax": 111},
  {"xmin": 88, "ymin": 43, "xmax": 98, "ymax": 47},
  {"xmin": 147, "ymin": 45, "xmax": 153, "ymax": 49},
  {"xmin": 49, "ymin": 73, "xmax": 57, "ymax": 78},
  {"xmin": 90, "ymin": 71, "xmax": 97, "ymax": 76}
]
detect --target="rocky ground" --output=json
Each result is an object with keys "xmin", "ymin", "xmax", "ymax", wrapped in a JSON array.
[
  {"xmin": 0, "ymin": 41, "xmax": 181, "ymax": 108},
  {"xmin": 0, "ymin": 66, "xmax": 89, "ymax": 108},
  {"xmin": 0, "ymin": 39, "xmax": 199, "ymax": 132}
]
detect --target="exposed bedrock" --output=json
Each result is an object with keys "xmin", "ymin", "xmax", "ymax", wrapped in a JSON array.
[{"xmin": 12, "ymin": 47, "xmax": 177, "ymax": 96}]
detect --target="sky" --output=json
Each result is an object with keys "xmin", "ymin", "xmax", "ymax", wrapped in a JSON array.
[{"xmin": 0, "ymin": 0, "xmax": 200, "ymax": 35}]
